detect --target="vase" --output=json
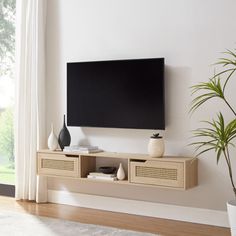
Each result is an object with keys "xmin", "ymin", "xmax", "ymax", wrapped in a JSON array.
[
  {"xmin": 58, "ymin": 114, "xmax": 71, "ymax": 150},
  {"xmin": 227, "ymin": 200, "xmax": 236, "ymax": 236},
  {"xmin": 47, "ymin": 123, "xmax": 58, "ymax": 151},
  {"xmin": 148, "ymin": 138, "xmax": 164, "ymax": 158},
  {"xmin": 117, "ymin": 163, "xmax": 125, "ymax": 180}
]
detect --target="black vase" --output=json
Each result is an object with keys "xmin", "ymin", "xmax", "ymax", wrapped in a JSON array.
[{"xmin": 58, "ymin": 114, "xmax": 71, "ymax": 150}]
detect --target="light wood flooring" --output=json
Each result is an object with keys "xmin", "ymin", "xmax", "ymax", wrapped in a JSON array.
[{"xmin": 0, "ymin": 196, "xmax": 230, "ymax": 236}]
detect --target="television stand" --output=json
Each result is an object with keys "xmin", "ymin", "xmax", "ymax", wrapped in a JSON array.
[{"xmin": 37, "ymin": 150, "xmax": 198, "ymax": 190}]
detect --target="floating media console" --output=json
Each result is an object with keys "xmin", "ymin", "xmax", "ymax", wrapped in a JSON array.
[{"xmin": 37, "ymin": 150, "xmax": 198, "ymax": 190}]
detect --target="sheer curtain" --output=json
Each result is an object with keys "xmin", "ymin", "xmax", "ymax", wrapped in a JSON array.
[{"xmin": 15, "ymin": 0, "xmax": 47, "ymax": 201}]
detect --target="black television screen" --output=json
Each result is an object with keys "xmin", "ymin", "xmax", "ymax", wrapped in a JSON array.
[{"xmin": 67, "ymin": 58, "xmax": 165, "ymax": 129}]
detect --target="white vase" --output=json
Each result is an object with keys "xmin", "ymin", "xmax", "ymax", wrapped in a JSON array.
[
  {"xmin": 47, "ymin": 124, "xmax": 58, "ymax": 151},
  {"xmin": 227, "ymin": 200, "xmax": 236, "ymax": 236},
  {"xmin": 148, "ymin": 138, "xmax": 164, "ymax": 158},
  {"xmin": 117, "ymin": 163, "xmax": 125, "ymax": 180}
]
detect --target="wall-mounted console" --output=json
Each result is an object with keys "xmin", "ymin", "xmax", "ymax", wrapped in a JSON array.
[{"xmin": 37, "ymin": 150, "xmax": 198, "ymax": 190}]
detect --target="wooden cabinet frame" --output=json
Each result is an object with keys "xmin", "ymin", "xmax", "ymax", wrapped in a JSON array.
[{"xmin": 37, "ymin": 150, "xmax": 198, "ymax": 190}]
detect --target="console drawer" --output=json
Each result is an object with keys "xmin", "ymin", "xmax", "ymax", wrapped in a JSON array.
[
  {"xmin": 38, "ymin": 153, "xmax": 79, "ymax": 177},
  {"xmin": 130, "ymin": 160, "xmax": 184, "ymax": 188}
]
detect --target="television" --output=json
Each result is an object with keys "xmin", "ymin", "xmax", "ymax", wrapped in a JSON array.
[{"xmin": 67, "ymin": 58, "xmax": 165, "ymax": 130}]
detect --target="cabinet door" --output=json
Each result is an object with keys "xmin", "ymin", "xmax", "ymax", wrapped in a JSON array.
[
  {"xmin": 38, "ymin": 153, "xmax": 79, "ymax": 177},
  {"xmin": 130, "ymin": 160, "xmax": 184, "ymax": 188}
]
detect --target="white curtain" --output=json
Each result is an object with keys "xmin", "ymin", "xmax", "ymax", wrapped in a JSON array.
[{"xmin": 15, "ymin": 0, "xmax": 47, "ymax": 201}]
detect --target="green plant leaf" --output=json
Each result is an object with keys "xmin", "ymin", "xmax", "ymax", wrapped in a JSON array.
[
  {"xmin": 190, "ymin": 113, "xmax": 236, "ymax": 160},
  {"xmin": 190, "ymin": 77, "xmax": 225, "ymax": 113}
]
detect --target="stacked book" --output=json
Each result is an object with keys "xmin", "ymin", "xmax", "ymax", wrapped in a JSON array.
[
  {"xmin": 63, "ymin": 145, "xmax": 102, "ymax": 153},
  {"xmin": 87, "ymin": 172, "xmax": 117, "ymax": 181}
]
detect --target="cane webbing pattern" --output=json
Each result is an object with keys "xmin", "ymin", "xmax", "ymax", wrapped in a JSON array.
[
  {"xmin": 135, "ymin": 166, "xmax": 177, "ymax": 180},
  {"xmin": 42, "ymin": 159, "xmax": 74, "ymax": 171}
]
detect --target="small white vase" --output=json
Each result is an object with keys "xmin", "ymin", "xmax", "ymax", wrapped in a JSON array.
[
  {"xmin": 47, "ymin": 124, "xmax": 58, "ymax": 151},
  {"xmin": 227, "ymin": 200, "xmax": 236, "ymax": 236},
  {"xmin": 148, "ymin": 138, "xmax": 164, "ymax": 158},
  {"xmin": 117, "ymin": 163, "xmax": 125, "ymax": 180}
]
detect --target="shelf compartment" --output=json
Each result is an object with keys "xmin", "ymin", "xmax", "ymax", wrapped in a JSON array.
[
  {"xmin": 80, "ymin": 155, "xmax": 128, "ymax": 180},
  {"xmin": 80, "ymin": 156, "xmax": 96, "ymax": 178}
]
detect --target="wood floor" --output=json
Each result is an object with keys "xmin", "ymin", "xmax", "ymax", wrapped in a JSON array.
[{"xmin": 0, "ymin": 196, "xmax": 230, "ymax": 236}]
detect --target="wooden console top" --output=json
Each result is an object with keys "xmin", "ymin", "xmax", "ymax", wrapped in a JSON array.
[{"xmin": 38, "ymin": 149, "xmax": 194, "ymax": 161}]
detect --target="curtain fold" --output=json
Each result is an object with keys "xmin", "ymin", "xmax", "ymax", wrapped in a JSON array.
[{"xmin": 15, "ymin": 0, "xmax": 47, "ymax": 201}]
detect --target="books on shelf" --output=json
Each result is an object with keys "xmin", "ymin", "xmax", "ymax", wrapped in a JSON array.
[
  {"xmin": 87, "ymin": 175, "xmax": 117, "ymax": 181},
  {"xmin": 78, "ymin": 149, "xmax": 103, "ymax": 154},
  {"xmin": 89, "ymin": 172, "xmax": 116, "ymax": 177},
  {"xmin": 63, "ymin": 145, "xmax": 103, "ymax": 153},
  {"xmin": 87, "ymin": 172, "xmax": 117, "ymax": 181},
  {"xmin": 78, "ymin": 145, "xmax": 99, "ymax": 151}
]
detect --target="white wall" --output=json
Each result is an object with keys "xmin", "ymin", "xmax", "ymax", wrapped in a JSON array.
[{"xmin": 46, "ymin": 0, "xmax": 236, "ymax": 211}]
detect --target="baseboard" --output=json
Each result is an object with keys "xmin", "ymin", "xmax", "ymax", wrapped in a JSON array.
[{"xmin": 47, "ymin": 190, "xmax": 229, "ymax": 228}]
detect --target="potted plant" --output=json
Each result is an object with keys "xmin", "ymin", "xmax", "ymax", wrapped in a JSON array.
[
  {"xmin": 148, "ymin": 133, "xmax": 164, "ymax": 157},
  {"xmin": 190, "ymin": 49, "xmax": 236, "ymax": 235}
]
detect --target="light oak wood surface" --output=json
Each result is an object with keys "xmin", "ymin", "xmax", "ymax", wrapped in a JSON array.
[
  {"xmin": 38, "ymin": 149, "xmax": 194, "ymax": 161},
  {"xmin": 37, "ymin": 150, "xmax": 198, "ymax": 190},
  {"xmin": 38, "ymin": 153, "xmax": 79, "ymax": 177},
  {"xmin": 0, "ymin": 196, "xmax": 230, "ymax": 236}
]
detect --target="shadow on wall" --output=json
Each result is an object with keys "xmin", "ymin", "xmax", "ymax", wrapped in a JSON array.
[
  {"xmin": 164, "ymin": 65, "xmax": 192, "ymax": 140},
  {"xmin": 47, "ymin": 157, "xmax": 232, "ymax": 210},
  {"xmin": 77, "ymin": 65, "xmax": 192, "ymax": 153},
  {"xmin": 78, "ymin": 126, "xmax": 152, "ymax": 153}
]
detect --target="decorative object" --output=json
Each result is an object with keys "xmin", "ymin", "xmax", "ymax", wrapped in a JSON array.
[
  {"xmin": 98, "ymin": 166, "xmax": 116, "ymax": 174},
  {"xmin": 47, "ymin": 123, "xmax": 58, "ymax": 151},
  {"xmin": 58, "ymin": 114, "xmax": 71, "ymax": 150},
  {"xmin": 148, "ymin": 133, "xmax": 164, "ymax": 158},
  {"xmin": 117, "ymin": 163, "xmax": 125, "ymax": 180},
  {"xmin": 190, "ymin": 49, "xmax": 236, "ymax": 235}
]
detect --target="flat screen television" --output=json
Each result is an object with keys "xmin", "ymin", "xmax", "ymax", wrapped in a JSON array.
[{"xmin": 67, "ymin": 58, "xmax": 165, "ymax": 129}]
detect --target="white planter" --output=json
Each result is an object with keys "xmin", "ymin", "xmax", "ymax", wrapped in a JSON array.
[
  {"xmin": 148, "ymin": 138, "xmax": 164, "ymax": 158},
  {"xmin": 227, "ymin": 200, "xmax": 236, "ymax": 236}
]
